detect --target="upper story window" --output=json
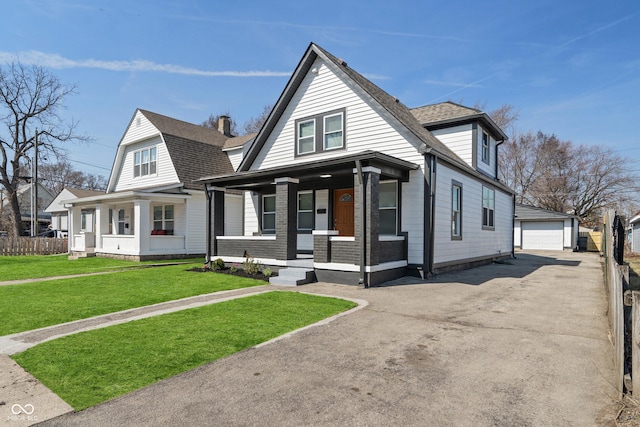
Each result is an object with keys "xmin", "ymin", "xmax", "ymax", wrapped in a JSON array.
[
  {"xmin": 481, "ymin": 131, "xmax": 490, "ymax": 164},
  {"xmin": 295, "ymin": 108, "xmax": 345, "ymax": 157},
  {"xmin": 134, "ymin": 147, "xmax": 157, "ymax": 177}
]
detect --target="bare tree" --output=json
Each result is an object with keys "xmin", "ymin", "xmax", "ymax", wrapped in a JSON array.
[
  {"xmin": 39, "ymin": 160, "xmax": 107, "ymax": 195},
  {"xmin": 0, "ymin": 61, "xmax": 88, "ymax": 236},
  {"xmin": 201, "ymin": 112, "xmax": 238, "ymax": 136},
  {"xmin": 242, "ymin": 104, "xmax": 273, "ymax": 135}
]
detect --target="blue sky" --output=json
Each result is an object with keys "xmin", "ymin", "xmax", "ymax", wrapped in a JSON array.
[{"xmin": 2, "ymin": 0, "xmax": 639, "ymax": 179}]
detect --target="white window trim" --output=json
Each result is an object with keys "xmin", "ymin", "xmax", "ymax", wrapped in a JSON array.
[
  {"xmin": 452, "ymin": 182, "xmax": 462, "ymax": 239},
  {"xmin": 482, "ymin": 186, "xmax": 495, "ymax": 230},
  {"xmin": 133, "ymin": 146, "xmax": 158, "ymax": 178},
  {"xmin": 379, "ymin": 180, "xmax": 398, "ymax": 236},
  {"xmin": 262, "ymin": 194, "xmax": 276, "ymax": 234},
  {"xmin": 323, "ymin": 112, "xmax": 344, "ymax": 151},
  {"xmin": 297, "ymin": 191, "xmax": 314, "ymax": 231},
  {"xmin": 153, "ymin": 205, "xmax": 174, "ymax": 232},
  {"xmin": 481, "ymin": 131, "xmax": 490, "ymax": 164},
  {"xmin": 297, "ymin": 119, "xmax": 316, "ymax": 155}
]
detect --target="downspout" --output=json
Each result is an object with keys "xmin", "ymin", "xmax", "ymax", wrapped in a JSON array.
[
  {"xmin": 421, "ymin": 147, "xmax": 437, "ymax": 276},
  {"xmin": 511, "ymin": 194, "xmax": 516, "ymax": 259},
  {"xmin": 495, "ymin": 139, "xmax": 504, "ymax": 179},
  {"xmin": 429, "ymin": 154, "xmax": 437, "ymax": 275},
  {"xmin": 355, "ymin": 159, "xmax": 366, "ymax": 288},
  {"xmin": 205, "ymin": 185, "xmax": 212, "ymax": 267}
]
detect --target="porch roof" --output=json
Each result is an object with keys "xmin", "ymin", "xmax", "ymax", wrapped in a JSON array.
[{"xmin": 196, "ymin": 150, "xmax": 419, "ymax": 190}]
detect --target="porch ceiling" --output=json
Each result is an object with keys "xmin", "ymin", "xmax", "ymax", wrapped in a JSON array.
[{"xmin": 197, "ymin": 150, "xmax": 419, "ymax": 190}]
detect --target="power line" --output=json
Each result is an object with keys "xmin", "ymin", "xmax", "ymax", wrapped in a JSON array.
[{"xmin": 67, "ymin": 158, "xmax": 111, "ymax": 171}]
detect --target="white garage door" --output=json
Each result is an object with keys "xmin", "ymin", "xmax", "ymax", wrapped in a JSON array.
[{"xmin": 521, "ymin": 221, "xmax": 564, "ymax": 251}]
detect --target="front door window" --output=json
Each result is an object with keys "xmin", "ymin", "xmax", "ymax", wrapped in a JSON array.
[{"xmin": 333, "ymin": 188, "xmax": 354, "ymax": 236}]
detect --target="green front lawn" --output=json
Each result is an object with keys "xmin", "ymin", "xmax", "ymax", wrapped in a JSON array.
[
  {"xmin": 0, "ymin": 265, "xmax": 263, "ymax": 335},
  {"xmin": 0, "ymin": 254, "xmax": 203, "ymax": 281},
  {"xmin": 13, "ymin": 291, "xmax": 357, "ymax": 410}
]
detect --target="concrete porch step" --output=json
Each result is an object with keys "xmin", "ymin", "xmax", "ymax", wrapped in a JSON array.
[
  {"xmin": 270, "ymin": 267, "xmax": 316, "ymax": 286},
  {"xmin": 68, "ymin": 250, "xmax": 96, "ymax": 260}
]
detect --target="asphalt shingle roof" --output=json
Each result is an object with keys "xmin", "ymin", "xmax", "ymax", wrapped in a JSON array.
[{"xmin": 410, "ymin": 102, "xmax": 482, "ymax": 125}]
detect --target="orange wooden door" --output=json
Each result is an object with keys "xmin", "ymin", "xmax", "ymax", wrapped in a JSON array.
[{"xmin": 333, "ymin": 188, "xmax": 354, "ymax": 236}]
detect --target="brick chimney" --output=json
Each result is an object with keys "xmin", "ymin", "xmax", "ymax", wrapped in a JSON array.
[{"xmin": 218, "ymin": 115, "xmax": 231, "ymax": 137}]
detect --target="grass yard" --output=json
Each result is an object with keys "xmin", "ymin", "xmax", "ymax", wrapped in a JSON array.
[
  {"xmin": 0, "ymin": 265, "xmax": 264, "ymax": 335},
  {"xmin": 0, "ymin": 254, "xmax": 202, "ymax": 281},
  {"xmin": 12, "ymin": 291, "xmax": 357, "ymax": 410}
]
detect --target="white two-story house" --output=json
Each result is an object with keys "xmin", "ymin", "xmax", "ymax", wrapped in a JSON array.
[{"xmin": 63, "ymin": 109, "xmax": 242, "ymax": 260}]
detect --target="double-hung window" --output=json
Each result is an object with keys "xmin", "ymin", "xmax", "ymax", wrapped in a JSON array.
[
  {"xmin": 295, "ymin": 108, "xmax": 345, "ymax": 157},
  {"xmin": 481, "ymin": 131, "xmax": 490, "ymax": 164},
  {"xmin": 451, "ymin": 182, "xmax": 462, "ymax": 239},
  {"xmin": 153, "ymin": 205, "xmax": 174, "ymax": 232},
  {"xmin": 482, "ymin": 186, "xmax": 495, "ymax": 229},
  {"xmin": 117, "ymin": 209, "xmax": 126, "ymax": 235},
  {"xmin": 262, "ymin": 195, "xmax": 276, "ymax": 234},
  {"xmin": 297, "ymin": 191, "xmax": 314, "ymax": 231},
  {"xmin": 379, "ymin": 181, "xmax": 398, "ymax": 235},
  {"xmin": 134, "ymin": 147, "xmax": 157, "ymax": 177},
  {"xmin": 324, "ymin": 112, "xmax": 344, "ymax": 150}
]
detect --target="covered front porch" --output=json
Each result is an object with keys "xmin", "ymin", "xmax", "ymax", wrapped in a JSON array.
[
  {"xmin": 199, "ymin": 151, "xmax": 419, "ymax": 287},
  {"xmin": 66, "ymin": 188, "xmax": 193, "ymax": 260}
]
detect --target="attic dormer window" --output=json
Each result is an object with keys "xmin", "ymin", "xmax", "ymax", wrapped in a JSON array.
[
  {"xmin": 481, "ymin": 131, "xmax": 490, "ymax": 164},
  {"xmin": 134, "ymin": 147, "xmax": 157, "ymax": 177}
]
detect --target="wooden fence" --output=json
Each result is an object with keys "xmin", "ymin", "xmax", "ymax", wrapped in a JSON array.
[
  {"xmin": 0, "ymin": 237, "xmax": 68, "ymax": 256},
  {"xmin": 579, "ymin": 231, "xmax": 603, "ymax": 252}
]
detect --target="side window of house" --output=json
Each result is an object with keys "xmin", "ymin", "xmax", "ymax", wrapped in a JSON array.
[
  {"xmin": 117, "ymin": 209, "xmax": 126, "ymax": 234},
  {"xmin": 452, "ymin": 182, "xmax": 462, "ymax": 239},
  {"xmin": 262, "ymin": 195, "xmax": 276, "ymax": 234},
  {"xmin": 134, "ymin": 147, "xmax": 157, "ymax": 177},
  {"xmin": 295, "ymin": 108, "xmax": 345, "ymax": 157},
  {"xmin": 379, "ymin": 181, "xmax": 397, "ymax": 235},
  {"xmin": 482, "ymin": 186, "xmax": 495, "ymax": 229},
  {"xmin": 481, "ymin": 131, "xmax": 490, "ymax": 164}
]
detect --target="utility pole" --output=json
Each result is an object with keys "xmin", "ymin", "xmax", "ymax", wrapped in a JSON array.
[{"xmin": 30, "ymin": 132, "xmax": 38, "ymax": 237}]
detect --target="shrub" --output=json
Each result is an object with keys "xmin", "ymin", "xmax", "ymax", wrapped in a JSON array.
[
  {"xmin": 243, "ymin": 257, "xmax": 260, "ymax": 275},
  {"xmin": 262, "ymin": 267, "xmax": 272, "ymax": 278},
  {"xmin": 230, "ymin": 263, "xmax": 239, "ymax": 273},
  {"xmin": 212, "ymin": 258, "xmax": 226, "ymax": 271}
]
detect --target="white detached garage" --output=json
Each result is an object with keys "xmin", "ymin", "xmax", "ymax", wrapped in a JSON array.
[{"xmin": 515, "ymin": 204, "xmax": 579, "ymax": 251}]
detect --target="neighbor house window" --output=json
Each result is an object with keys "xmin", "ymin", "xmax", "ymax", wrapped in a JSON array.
[
  {"xmin": 295, "ymin": 108, "xmax": 346, "ymax": 157},
  {"xmin": 324, "ymin": 112, "xmax": 344, "ymax": 150},
  {"xmin": 134, "ymin": 147, "xmax": 157, "ymax": 177},
  {"xmin": 482, "ymin": 186, "xmax": 495, "ymax": 229},
  {"xmin": 452, "ymin": 182, "xmax": 462, "ymax": 239},
  {"xmin": 481, "ymin": 131, "xmax": 490, "ymax": 164},
  {"xmin": 379, "ymin": 181, "xmax": 397, "ymax": 235},
  {"xmin": 117, "ymin": 209, "xmax": 126, "ymax": 235},
  {"xmin": 153, "ymin": 205, "xmax": 174, "ymax": 232},
  {"xmin": 262, "ymin": 195, "xmax": 276, "ymax": 234},
  {"xmin": 298, "ymin": 191, "xmax": 314, "ymax": 231}
]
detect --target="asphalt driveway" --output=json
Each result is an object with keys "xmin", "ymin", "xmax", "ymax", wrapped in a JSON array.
[{"xmin": 41, "ymin": 251, "xmax": 617, "ymax": 426}]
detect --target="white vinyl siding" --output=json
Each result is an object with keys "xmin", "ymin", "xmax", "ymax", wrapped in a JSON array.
[
  {"xmin": 433, "ymin": 164, "xmax": 512, "ymax": 266},
  {"xmin": 186, "ymin": 193, "xmax": 206, "ymax": 254},
  {"xmin": 225, "ymin": 147, "xmax": 244, "ymax": 171},
  {"xmin": 243, "ymin": 192, "xmax": 260, "ymax": 236},
  {"xmin": 431, "ymin": 125, "xmax": 473, "ymax": 167},
  {"xmin": 248, "ymin": 57, "xmax": 427, "ymax": 263},
  {"xmin": 225, "ymin": 194, "xmax": 243, "ymax": 236},
  {"xmin": 112, "ymin": 136, "xmax": 179, "ymax": 192}
]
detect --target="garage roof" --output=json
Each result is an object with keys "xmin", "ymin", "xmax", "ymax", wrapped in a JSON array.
[{"xmin": 515, "ymin": 204, "xmax": 579, "ymax": 221}]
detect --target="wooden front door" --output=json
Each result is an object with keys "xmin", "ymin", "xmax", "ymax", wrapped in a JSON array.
[{"xmin": 333, "ymin": 188, "xmax": 354, "ymax": 236}]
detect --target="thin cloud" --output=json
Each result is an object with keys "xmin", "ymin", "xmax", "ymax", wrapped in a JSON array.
[
  {"xmin": 0, "ymin": 50, "xmax": 290, "ymax": 77},
  {"xmin": 424, "ymin": 79, "xmax": 485, "ymax": 88},
  {"xmin": 427, "ymin": 73, "xmax": 499, "ymax": 103},
  {"xmin": 559, "ymin": 13, "xmax": 637, "ymax": 47}
]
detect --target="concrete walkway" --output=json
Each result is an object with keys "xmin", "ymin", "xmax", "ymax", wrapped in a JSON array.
[{"xmin": 2, "ymin": 251, "xmax": 619, "ymax": 426}]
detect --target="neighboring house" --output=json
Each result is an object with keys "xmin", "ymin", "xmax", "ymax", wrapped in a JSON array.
[
  {"xmin": 1, "ymin": 183, "xmax": 54, "ymax": 235},
  {"xmin": 630, "ymin": 213, "xmax": 640, "ymax": 254},
  {"xmin": 197, "ymin": 43, "xmax": 515, "ymax": 287},
  {"xmin": 45, "ymin": 187, "xmax": 105, "ymax": 239},
  {"xmin": 62, "ymin": 109, "xmax": 240, "ymax": 260},
  {"xmin": 514, "ymin": 204, "xmax": 579, "ymax": 251}
]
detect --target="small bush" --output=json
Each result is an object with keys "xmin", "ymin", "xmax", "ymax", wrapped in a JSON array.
[
  {"xmin": 230, "ymin": 263, "xmax": 239, "ymax": 273},
  {"xmin": 212, "ymin": 258, "xmax": 226, "ymax": 271},
  {"xmin": 262, "ymin": 267, "xmax": 272, "ymax": 278},
  {"xmin": 243, "ymin": 257, "xmax": 260, "ymax": 275}
]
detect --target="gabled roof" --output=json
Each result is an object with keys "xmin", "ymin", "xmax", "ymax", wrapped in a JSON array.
[
  {"xmin": 515, "ymin": 204, "xmax": 579, "ymax": 221},
  {"xmin": 410, "ymin": 101, "xmax": 508, "ymax": 141},
  {"xmin": 65, "ymin": 187, "xmax": 105, "ymax": 198},
  {"xmin": 238, "ymin": 43, "xmax": 472, "ymax": 174}
]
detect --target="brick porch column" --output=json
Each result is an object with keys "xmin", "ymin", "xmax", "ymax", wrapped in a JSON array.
[
  {"xmin": 275, "ymin": 177, "xmax": 298, "ymax": 260},
  {"xmin": 354, "ymin": 166, "xmax": 381, "ymax": 284},
  {"xmin": 207, "ymin": 187, "xmax": 225, "ymax": 259}
]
